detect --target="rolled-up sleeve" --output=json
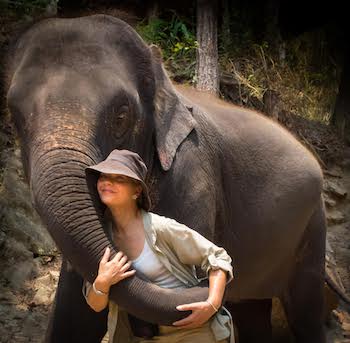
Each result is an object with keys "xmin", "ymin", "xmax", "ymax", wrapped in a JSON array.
[{"xmin": 161, "ymin": 218, "xmax": 234, "ymax": 284}]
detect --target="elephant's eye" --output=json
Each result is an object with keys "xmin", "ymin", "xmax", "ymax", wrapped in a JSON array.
[
  {"xmin": 116, "ymin": 112, "xmax": 127, "ymax": 121},
  {"xmin": 112, "ymin": 105, "xmax": 132, "ymax": 139}
]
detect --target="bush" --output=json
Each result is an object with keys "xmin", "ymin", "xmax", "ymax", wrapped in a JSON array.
[
  {"xmin": 136, "ymin": 13, "xmax": 198, "ymax": 83},
  {"xmin": 0, "ymin": 0, "xmax": 58, "ymax": 17}
]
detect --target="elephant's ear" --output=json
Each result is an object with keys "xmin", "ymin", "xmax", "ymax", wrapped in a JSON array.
[{"xmin": 150, "ymin": 44, "xmax": 197, "ymax": 171}]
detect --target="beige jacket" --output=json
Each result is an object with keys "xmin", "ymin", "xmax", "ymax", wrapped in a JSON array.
[{"xmin": 83, "ymin": 209, "xmax": 234, "ymax": 343}]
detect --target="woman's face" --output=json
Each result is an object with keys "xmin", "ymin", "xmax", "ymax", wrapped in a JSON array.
[{"xmin": 97, "ymin": 173, "xmax": 142, "ymax": 208}]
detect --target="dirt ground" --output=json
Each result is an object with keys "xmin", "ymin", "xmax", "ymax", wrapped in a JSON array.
[{"xmin": 323, "ymin": 165, "xmax": 350, "ymax": 343}]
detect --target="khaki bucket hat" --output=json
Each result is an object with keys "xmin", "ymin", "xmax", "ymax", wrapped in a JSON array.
[{"xmin": 85, "ymin": 149, "xmax": 152, "ymax": 211}]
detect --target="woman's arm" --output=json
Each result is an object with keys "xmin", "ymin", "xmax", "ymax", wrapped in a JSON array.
[
  {"xmin": 160, "ymin": 217, "xmax": 234, "ymax": 283},
  {"xmin": 207, "ymin": 268, "xmax": 227, "ymax": 310},
  {"xmin": 157, "ymin": 217, "xmax": 233, "ymax": 327},
  {"xmin": 173, "ymin": 268, "xmax": 227, "ymax": 328},
  {"xmin": 85, "ymin": 247, "xmax": 136, "ymax": 312},
  {"xmin": 85, "ymin": 276, "xmax": 111, "ymax": 312}
]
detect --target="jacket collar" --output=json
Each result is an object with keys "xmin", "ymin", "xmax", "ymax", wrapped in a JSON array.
[{"xmin": 141, "ymin": 209, "xmax": 157, "ymax": 246}]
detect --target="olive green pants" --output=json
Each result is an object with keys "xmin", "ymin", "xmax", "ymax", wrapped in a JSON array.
[{"xmin": 132, "ymin": 320, "xmax": 229, "ymax": 343}]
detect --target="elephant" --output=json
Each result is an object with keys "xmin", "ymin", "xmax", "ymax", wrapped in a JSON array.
[{"xmin": 6, "ymin": 14, "xmax": 327, "ymax": 343}]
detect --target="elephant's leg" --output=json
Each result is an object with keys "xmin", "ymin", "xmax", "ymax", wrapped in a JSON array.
[
  {"xmin": 226, "ymin": 299, "xmax": 272, "ymax": 343},
  {"xmin": 281, "ymin": 199, "xmax": 327, "ymax": 343},
  {"xmin": 45, "ymin": 258, "xmax": 108, "ymax": 343}
]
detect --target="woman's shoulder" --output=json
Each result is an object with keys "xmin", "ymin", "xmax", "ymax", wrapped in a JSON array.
[
  {"xmin": 145, "ymin": 210, "xmax": 183, "ymax": 234},
  {"xmin": 148, "ymin": 210, "xmax": 169, "ymax": 221},
  {"xmin": 145, "ymin": 211, "xmax": 186, "ymax": 245},
  {"xmin": 146, "ymin": 210, "xmax": 171, "ymax": 228},
  {"xmin": 146, "ymin": 211, "xmax": 190, "ymax": 234},
  {"xmin": 148, "ymin": 210, "xmax": 187, "ymax": 225}
]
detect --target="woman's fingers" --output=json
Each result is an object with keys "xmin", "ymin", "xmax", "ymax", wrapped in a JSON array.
[
  {"xmin": 99, "ymin": 248, "xmax": 137, "ymax": 286},
  {"xmin": 173, "ymin": 304, "xmax": 197, "ymax": 326},
  {"xmin": 100, "ymin": 247, "xmax": 110, "ymax": 264},
  {"xmin": 173, "ymin": 302, "xmax": 214, "ymax": 327},
  {"xmin": 110, "ymin": 269, "xmax": 136, "ymax": 285},
  {"xmin": 101, "ymin": 249, "xmax": 124, "ymax": 266},
  {"xmin": 176, "ymin": 303, "xmax": 199, "ymax": 311},
  {"xmin": 118, "ymin": 255, "xmax": 128, "ymax": 266},
  {"xmin": 120, "ymin": 269, "xmax": 136, "ymax": 280},
  {"xmin": 109, "ymin": 253, "xmax": 128, "ymax": 271},
  {"xmin": 113, "ymin": 251, "xmax": 124, "ymax": 262},
  {"xmin": 172, "ymin": 312, "xmax": 196, "ymax": 326},
  {"xmin": 120, "ymin": 261, "xmax": 132, "ymax": 273}
]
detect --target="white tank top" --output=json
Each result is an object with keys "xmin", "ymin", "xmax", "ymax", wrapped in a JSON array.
[{"xmin": 132, "ymin": 238, "xmax": 185, "ymax": 289}]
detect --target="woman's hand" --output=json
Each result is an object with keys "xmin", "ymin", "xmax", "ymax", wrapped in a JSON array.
[
  {"xmin": 95, "ymin": 247, "xmax": 136, "ymax": 293},
  {"xmin": 172, "ymin": 301, "xmax": 217, "ymax": 328},
  {"xmin": 173, "ymin": 269, "xmax": 227, "ymax": 329}
]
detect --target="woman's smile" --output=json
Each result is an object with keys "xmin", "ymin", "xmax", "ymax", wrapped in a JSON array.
[
  {"xmin": 101, "ymin": 188, "xmax": 116, "ymax": 193},
  {"xmin": 96, "ymin": 172, "xmax": 143, "ymax": 208}
]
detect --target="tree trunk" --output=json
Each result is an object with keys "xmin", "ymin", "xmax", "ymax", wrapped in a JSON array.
[
  {"xmin": 263, "ymin": 89, "xmax": 281, "ymax": 121},
  {"xmin": 263, "ymin": 0, "xmax": 286, "ymax": 65},
  {"xmin": 332, "ymin": 47, "xmax": 350, "ymax": 145},
  {"xmin": 221, "ymin": 0, "xmax": 231, "ymax": 49},
  {"xmin": 146, "ymin": 0, "xmax": 159, "ymax": 23},
  {"xmin": 196, "ymin": 0, "xmax": 219, "ymax": 95}
]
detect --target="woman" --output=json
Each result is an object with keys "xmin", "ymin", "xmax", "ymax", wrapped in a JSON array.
[{"xmin": 82, "ymin": 149, "xmax": 234, "ymax": 343}]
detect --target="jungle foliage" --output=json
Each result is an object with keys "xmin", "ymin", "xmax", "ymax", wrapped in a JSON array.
[
  {"xmin": 136, "ymin": 13, "xmax": 198, "ymax": 82},
  {"xmin": 136, "ymin": 6, "xmax": 339, "ymax": 123},
  {"xmin": 0, "ymin": 0, "xmax": 57, "ymax": 16},
  {"xmin": 0, "ymin": 1, "xmax": 341, "ymax": 123}
]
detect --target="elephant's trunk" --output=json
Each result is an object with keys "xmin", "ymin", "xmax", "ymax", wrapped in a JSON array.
[{"xmin": 30, "ymin": 131, "xmax": 208, "ymax": 324}]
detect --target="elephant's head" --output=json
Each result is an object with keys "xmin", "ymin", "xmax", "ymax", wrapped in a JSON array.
[{"xmin": 6, "ymin": 14, "xmax": 206, "ymax": 324}]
